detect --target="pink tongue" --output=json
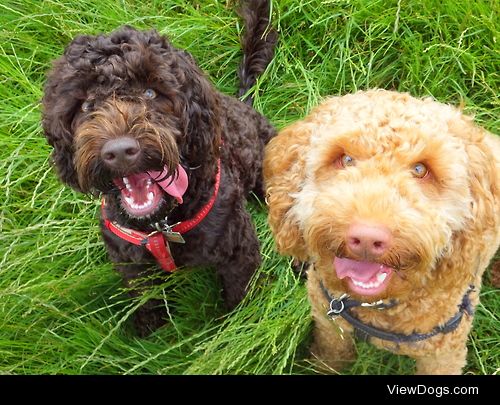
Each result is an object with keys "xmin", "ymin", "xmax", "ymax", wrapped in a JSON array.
[
  {"xmin": 334, "ymin": 257, "xmax": 385, "ymax": 282},
  {"xmin": 148, "ymin": 164, "xmax": 188, "ymax": 204}
]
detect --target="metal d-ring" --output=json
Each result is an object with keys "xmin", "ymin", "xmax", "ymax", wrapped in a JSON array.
[{"xmin": 327, "ymin": 293, "xmax": 348, "ymax": 317}]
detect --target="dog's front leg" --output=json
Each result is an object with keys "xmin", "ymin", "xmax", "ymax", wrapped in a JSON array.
[
  {"xmin": 414, "ymin": 345, "xmax": 467, "ymax": 375},
  {"xmin": 413, "ymin": 316, "xmax": 473, "ymax": 374},
  {"xmin": 214, "ymin": 209, "xmax": 261, "ymax": 310},
  {"xmin": 310, "ymin": 312, "xmax": 356, "ymax": 372},
  {"xmin": 102, "ymin": 228, "xmax": 168, "ymax": 336},
  {"xmin": 113, "ymin": 261, "xmax": 169, "ymax": 337},
  {"xmin": 307, "ymin": 269, "xmax": 356, "ymax": 372}
]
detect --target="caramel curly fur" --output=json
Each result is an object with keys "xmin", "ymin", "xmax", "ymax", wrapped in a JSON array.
[{"xmin": 264, "ymin": 89, "xmax": 500, "ymax": 374}]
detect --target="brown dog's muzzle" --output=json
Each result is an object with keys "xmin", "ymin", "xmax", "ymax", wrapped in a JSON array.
[{"xmin": 100, "ymin": 136, "xmax": 141, "ymax": 171}]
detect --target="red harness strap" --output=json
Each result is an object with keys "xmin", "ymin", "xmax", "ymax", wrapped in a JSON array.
[{"xmin": 102, "ymin": 159, "xmax": 221, "ymax": 272}]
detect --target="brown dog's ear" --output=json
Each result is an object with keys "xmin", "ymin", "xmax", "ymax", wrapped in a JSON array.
[
  {"xmin": 172, "ymin": 48, "xmax": 222, "ymax": 168},
  {"xmin": 42, "ymin": 53, "xmax": 90, "ymax": 192},
  {"xmin": 264, "ymin": 121, "xmax": 312, "ymax": 261}
]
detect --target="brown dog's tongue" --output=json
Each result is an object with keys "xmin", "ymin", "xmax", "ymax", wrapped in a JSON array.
[
  {"xmin": 147, "ymin": 165, "xmax": 188, "ymax": 204},
  {"xmin": 334, "ymin": 256, "xmax": 386, "ymax": 282}
]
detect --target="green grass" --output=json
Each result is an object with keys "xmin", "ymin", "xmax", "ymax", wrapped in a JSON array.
[{"xmin": 0, "ymin": 0, "xmax": 498, "ymax": 375}]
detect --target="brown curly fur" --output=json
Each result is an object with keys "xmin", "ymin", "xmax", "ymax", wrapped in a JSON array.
[
  {"xmin": 491, "ymin": 259, "xmax": 500, "ymax": 288},
  {"xmin": 41, "ymin": 1, "xmax": 276, "ymax": 337},
  {"xmin": 264, "ymin": 89, "xmax": 500, "ymax": 374}
]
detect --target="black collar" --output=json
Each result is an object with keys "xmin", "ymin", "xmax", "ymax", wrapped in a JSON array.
[{"xmin": 319, "ymin": 279, "xmax": 475, "ymax": 344}]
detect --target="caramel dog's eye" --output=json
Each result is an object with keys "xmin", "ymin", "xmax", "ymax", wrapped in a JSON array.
[
  {"xmin": 340, "ymin": 154, "xmax": 355, "ymax": 167},
  {"xmin": 412, "ymin": 162, "xmax": 429, "ymax": 178}
]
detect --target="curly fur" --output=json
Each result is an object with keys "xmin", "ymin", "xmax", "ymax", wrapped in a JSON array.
[
  {"xmin": 264, "ymin": 89, "xmax": 500, "ymax": 374},
  {"xmin": 42, "ymin": 1, "xmax": 276, "ymax": 336},
  {"xmin": 491, "ymin": 259, "xmax": 500, "ymax": 288}
]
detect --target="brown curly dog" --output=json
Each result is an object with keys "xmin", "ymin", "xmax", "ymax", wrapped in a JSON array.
[
  {"xmin": 264, "ymin": 89, "xmax": 499, "ymax": 374},
  {"xmin": 41, "ymin": 1, "xmax": 276, "ymax": 336}
]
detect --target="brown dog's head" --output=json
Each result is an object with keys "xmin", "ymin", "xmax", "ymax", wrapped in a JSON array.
[
  {"xmin": 264, "ymin": 89, "xmax": 499, "ymax": 300},
  {"xmin": 42, "ymin": 26, "xmax": 221, "ymax": 218}
]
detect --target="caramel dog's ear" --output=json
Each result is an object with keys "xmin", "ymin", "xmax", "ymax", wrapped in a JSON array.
[
  {"xmin": 455, "ymin": 120, "xmax": 499, "ymax": 233},
  {"xmin": 264, "ymin": 121, "xmax": 312, "ymax": 261},
  {"xmin": 449, "ymin": 119, "xmax": 500, "ymax": 277},
  {"xmin": 466, "ymin": 130, "xmax": 499, "ymax": 230}
]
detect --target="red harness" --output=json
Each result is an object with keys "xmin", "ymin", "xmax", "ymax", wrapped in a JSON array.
[{"xmin": 102, "ymin": 160, "xmax": 221, "ymax": 272}]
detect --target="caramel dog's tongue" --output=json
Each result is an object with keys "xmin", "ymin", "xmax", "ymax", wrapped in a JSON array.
[
  {"xmin": 334, "ymin": 256, "xmax": 388, "ymax": 282},
  {"xmin": 148, "ymin": 165, "xmax": 188, "ymax": 204}
]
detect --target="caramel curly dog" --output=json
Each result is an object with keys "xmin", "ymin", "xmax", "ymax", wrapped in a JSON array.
[{"xmin": 264, "ymin": 89, "xmax": 499, "ymax": 374}]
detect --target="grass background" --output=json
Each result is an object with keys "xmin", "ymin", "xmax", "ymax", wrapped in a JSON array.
[{"xmin": 0, "ymin": 0, "xmax": 498, "ymax": 374}]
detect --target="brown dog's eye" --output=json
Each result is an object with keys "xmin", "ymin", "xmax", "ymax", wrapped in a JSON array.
[
  {"xmin": 340, "ymin": 154, "xmax": 355, "ymax": 167},
  {"xmin": 412, "ymin": 162, "xmax": 428, "ymax": 178},
  {"xmin": 144, "ymin": 89, "xmax": 156, "ymax": 99},
  {"xmin": 81, "ymin": 101, "xmax": 92, "ymax": 112}
]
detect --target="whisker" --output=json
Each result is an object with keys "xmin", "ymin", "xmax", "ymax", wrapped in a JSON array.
[
  {"xmin": 151, "ymin": 169, "xmax": 178, "ymax": 184},
  {"xmin": 394, "ymin": 268, "xmax": 407, "ymax": 280}
]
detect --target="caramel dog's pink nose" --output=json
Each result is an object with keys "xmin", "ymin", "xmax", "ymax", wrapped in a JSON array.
[{"xmin": 346, "ymin": 223, "xmax": 392, "ymax": 259}]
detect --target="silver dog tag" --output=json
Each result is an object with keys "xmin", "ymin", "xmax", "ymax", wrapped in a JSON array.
[
  {"xmin": 155, "ymin": 220, "xmax": 186, "ymax": 244},
  {"xmin": 163, "ymin": 231, "xmax": 185, "ymax": 244}
]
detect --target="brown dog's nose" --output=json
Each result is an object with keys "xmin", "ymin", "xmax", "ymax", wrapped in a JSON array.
[
  {"xmin": 101, "ymin": 137, "xmax": 140, "ymax": 170},
  {"xmin": 346, "ymin": 223, "xmax": 392, "ymax": 259}
]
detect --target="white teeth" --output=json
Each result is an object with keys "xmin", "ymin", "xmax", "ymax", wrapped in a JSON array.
[
  {"xmin": 376, "ymin": 272, "xmax": 388, "ymax": 283},
  {"xmin": 119, "ymin": 175, "xmax": 158, "ymax": 215},
  {"xmin": 352, "ymin": 279, "xmax": 376, "ymax": 289},
  {"xmin": 123, "ymin": 195, "xmax": 154, "ymax": 211},
  {"xmin": 124, "ymin": 195, "xmax": 133, "ymax": 204},
  {"xmin": 123, "ymin": 177, "xmax": 132, "ymax": 191},
  {"xmin": 351, "ymin": 272, "xmax": 388, "ymax": 290}
]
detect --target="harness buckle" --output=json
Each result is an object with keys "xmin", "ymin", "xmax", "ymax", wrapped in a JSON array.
[
  {"xmin": 361, "ymin": 299, "xmax": 384, "ymax": 308},
  {"xmin": 327, "ymin": 293, "xmax": 349, "ymax": 317}
]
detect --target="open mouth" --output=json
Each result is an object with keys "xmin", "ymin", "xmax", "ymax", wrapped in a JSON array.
[
  {"xmin": 112, "ymin": 164, "xmax": 189, "ymax": 218},
  {"xmin": 113, "ymin": 173, "xmax": 164, "ymax": 217},
  {"xmin": 334, "ymin": 256, "xmax": 394, "ymax": 296}
]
